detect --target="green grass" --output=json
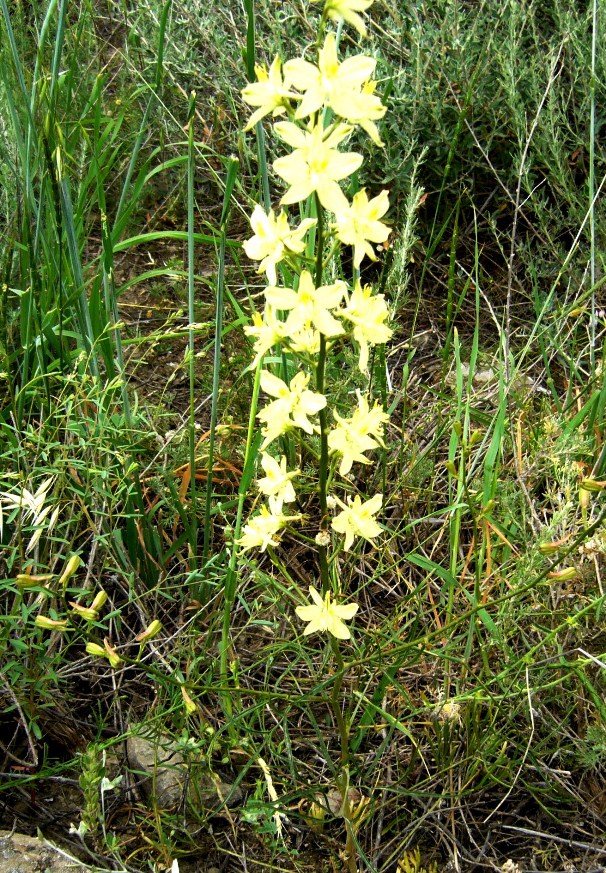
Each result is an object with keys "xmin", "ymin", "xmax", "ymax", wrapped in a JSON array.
[{"xmin": 1, "ymin": 0, "xmax": 605, "ymax": 871}]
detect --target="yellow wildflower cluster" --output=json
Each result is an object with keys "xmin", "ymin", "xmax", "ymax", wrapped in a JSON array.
[{"xmin": 238, "ymin": 0, "xmax": 391, "ymax": 640}]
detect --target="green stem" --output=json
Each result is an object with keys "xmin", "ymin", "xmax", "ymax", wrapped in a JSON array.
[
  {"xmin": 330, "ymin": 637, "xmax": 349, "ymax": 766},
  {"xmin": 219, "ymin": 361, "xmax": 262, "ymax": 735},
  {"xmin": 314, "ymin": 195, "xmax": 330, "ymax": 594}
]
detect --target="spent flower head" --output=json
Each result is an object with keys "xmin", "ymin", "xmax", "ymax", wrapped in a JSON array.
[{"xmin": 295, "ymin": 585, "xmax": 358, "ymax": 639}]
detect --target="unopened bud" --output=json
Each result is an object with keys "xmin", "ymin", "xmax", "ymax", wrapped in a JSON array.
[
  {"xmin": 580, "ymin": 478, "xmax": 606, "ymax": 493},
  {"xmin": 445, "ymin": 460, "xmax": 458, "ymax": 477},
  {"xmin": 70, "ymin": 602, "xmax": 98, "ymax": 622},
  {"xmin": 103, "ymin": 638, "xmax": 122, "ymax": 668},
  {"xmin": 35, "ymin": 615, "xmax": 69, "ymax": 631},
  {"xmin": 181, "ymin": 685, "xmax": 197, "ymax": 715},
  {"xmin": 547, "ymin": 567, "xmax": 578, "ymax": 582},
  {"xmin": 15, "ymin": 573, "xmax": 53, "ymax": 588},
  {"xmin": 58, "ymin": 554, "xmax": 81, "ymax": 588},
  {"xmin": 135, "ymin": 620, "xmax": 162, "ymax": 643},
  {"xmin": 91, "ymin": 590, "xmax": 108, "ymax": 611},
  {"xmin": 579, "ymin": 488, "xmax": 591, "ymax": 511},
  {"xmin": 86, "ymin": 642, "xmax": 106, "ymax": 658}
]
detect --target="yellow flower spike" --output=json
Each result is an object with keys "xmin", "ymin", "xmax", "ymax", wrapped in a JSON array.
[
  {"xmin": 135, "ymin": 619, "xmax": 162, "ymax": 643},
  {"xmin": 257, "ymin": 453, "xmax": 299, "ymax": 513},
  {"xmin": 340, "ymin": 280, "xmax": 392, "ymax": 372},
  {"xmin": 35, "ymin": 615, "xmax": 69, "ymax": 631},
  {"xmin": 57, "ymin": 554, "xmax": 81, "ymax": 588},
  {"xmin": 318, "ymin": 0, "xmax": 374, "ymax": 37},
  {"xmin": 265, "ymin": 270, "xmax": 346, "ymax": 338},
  {"xmin": 332, "ymin": 189, "xmax": 390, "ymax": 269},
  {"xmin": 273, "ymin": 121, "xmax": 362, "ymax": 212},
  {"xmin": 331, "ymin": 493, "xmax": 383, "ymax": 551},
  {"xmin": 295, "ymin": 585, "xmax": 358, "ymax": 639},
  {"xmin": 241, "ymin": 56, "xmax": 295, "ymax": 129},
  {"xmin": 243, "ymin": 205, "xmax": 317, "ymax": 285}
]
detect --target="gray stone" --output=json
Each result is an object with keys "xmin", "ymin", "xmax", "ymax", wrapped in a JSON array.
[
  {"xmin": 0, "ymin": 831, "xmax": 86, "ymax": 873},
  {"xmin": 126, "ymin": 732, "xmax": 242, "ymax": 813}
]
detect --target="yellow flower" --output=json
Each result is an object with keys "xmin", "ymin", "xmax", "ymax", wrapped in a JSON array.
[
  {"xmin": 237, "ymin": 504, "xmax": 300, "ymax": 552},
  {"xmin": 244, "ymin": 306, "xmax": 287, "ymax": 366},
  {"xmin": 273, "ymin": 121, "xmax": 362, "ymax": 212},
  {"xmin": 295, "ymin": 586, "xmax": 358, "ymax": 639},
  {"xmin": 331, "ymin": 493, "xmax": 383, "ymax": 551},
  {"xmin": 332, "ymin": 189, "xmax": 390, "ymax": 269},
  {"xmin": 284, "ymin": 32, "xmax": 377, "ymax": 120},
  {"xmin": 265, "ymin": 270, "xmax": 346, "ymax": 337},
  {"xmin": 257, "ymin": 369, "xmax": 326, "ymax": 448},
  {"xmin": 340, "ymin": 281, "xmax": 392, "ymax": 372},
  {"xmin": 328, "ymin": 392, "xmax": 389, "ymax": 475},
  {"xmin": 257, "ymin": 453, "xmax": 299, "ymax": 513},
  {"xmin": 287, "ymin": 325, "xmax": 322, "ymax": 356},
  {"xmin": 318, "ymin": 0, "xmax": 374, "ymax": 37},
  {"xmin": 241, "ymin": 56, "xmax": 294, "ymax": 129},
  {"xmin": 332, "ymin": 80, "xmax": 386, "ymax": 146},
  {"xmin": 243, "ymin": 205, "xmax": 316, "ymax": 285}
]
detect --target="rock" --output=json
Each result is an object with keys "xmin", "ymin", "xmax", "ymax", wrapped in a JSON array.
[
  {"xmin": 126, "ymin": 731, "xmax": 242, "ymax": 813},
  {"xmin": 0, "ymin": 831, "xmax": 86, "ymax": 873},
  {"xmin": 127, "ymin": 733, "xmax": 187, "ymax": 808}
]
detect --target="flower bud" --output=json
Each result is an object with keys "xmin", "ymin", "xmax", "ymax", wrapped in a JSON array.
[
  {"xmin": 181, "ymin": 685, "xmax": 197, "ymax": 715},
  {"xmin": 580, "ymin": 478, "xmax": 606, "ymax": 493},
  {"xmin": 70, "ymin": 602, "xmax": 99, "ymax": 622},
  {"xmin": 135, "ymin": 620, "xmax": 162, "ymax": 643},
  {"xmin": 91, "ymin": 590, "xmax": 108, "ymax": 611},
  {"xmin": 35, "ymin": 615, "xmax": 69, "ymax": 631},
  {"xmin": 15, "ymin": 573, "xmax": 53, "ymax": 588},
  {"xmin": 86, "ymin": 642, "xmax": 106, "ymax": 658},
  {"xmin": 58, "ymin": 554, "xmax": 81, "ymax": 588},
  {"xmin": 547, "ymin": 567, "xmax": 578, "ymax": 582},
  {"xmin": 103, "ymin": 639, "xmax": 122, "ymax": 668}
]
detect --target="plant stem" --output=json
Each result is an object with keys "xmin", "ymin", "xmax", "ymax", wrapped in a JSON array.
[{"xmin": 314, "ymin": 195, "xmax": 330, "ymax": 594}]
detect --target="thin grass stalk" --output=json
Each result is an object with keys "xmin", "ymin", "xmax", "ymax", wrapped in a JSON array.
[
  {"xmin": 187, "ymin": 91, "xmax": 198, "ymax": 571},
  {"xmin": 203, "ymin": 157, "xmax": 239, "ymax": 564},
  {"xmin": 219, "ymin": 362, "xmax": 262, "ymax": 733},
  {"xmin": 242, "ymin": 0, "xmax": 270, "ymax": 210},
  {"xmin": 112, "ymin": 0, "xmax": 171, "ymax": 238},
  {"xmin": 589, "ymin": 0, "xmax": 597, "ymax": 371}
]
